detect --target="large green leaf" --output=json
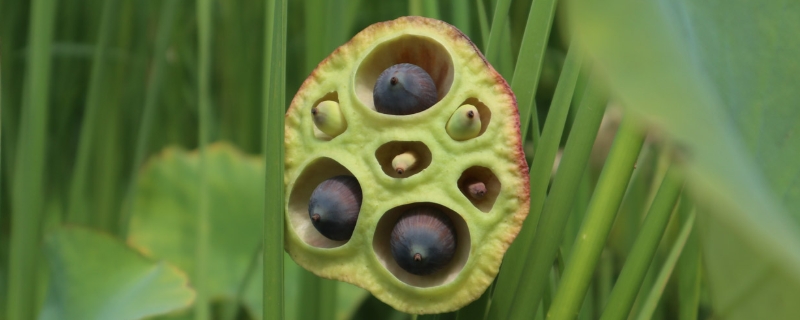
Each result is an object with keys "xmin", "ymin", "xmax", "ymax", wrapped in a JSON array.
[
  {"xmin": 565, "ymin": 0, "xmax": 800, "ymax": 318},
  {"xmin": 39, "ymin": 227, "xmax": 194, "ymax": 320},
  {"xmin": 127, "ymin": 143, "xmax": 368, "ymax": 319},
  {"xmin": 127, "ymin": 143, "xmax": 263, "ymax": 308}
]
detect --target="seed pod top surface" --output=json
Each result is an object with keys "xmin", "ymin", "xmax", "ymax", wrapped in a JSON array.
[{"xmin": 284, "ymin": 16, "xmax": 529, "ymax": 314}]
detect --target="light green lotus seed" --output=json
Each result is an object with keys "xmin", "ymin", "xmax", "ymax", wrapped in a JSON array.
[
  {"xmin": 312, "ymin": 100, "xmax": 347, "ymax": 137},
  {"xmin": 392, "ymin": 151, "xmax": 418, "ymax": 175},
  {"xmin": 446, "ymin": 104, "xmax": 481, "ymax": 141}
]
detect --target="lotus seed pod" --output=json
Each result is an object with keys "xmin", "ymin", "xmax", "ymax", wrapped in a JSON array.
[
  {"xmin": 312, "ymin": 100, "xmax": 347, "ymax": 137},
  {"xmin": 308, "ymin": 175, "xmax": 363, "ymax": 241},
  {"xmin": 373, "ymin": 63, "xmax": 438, "ymax": 115},
  {"xmin": 284, "ymin": 17, "xmax": 530, "ymax": 314},
  {"xmin": 446, "ymin": 104, "xmax": 482, "ymax": 141},
  {"xmin": 466, "ymin": 180, "xmax": 487, "ymax": 200},
  {"xmin": 390, "ymin": 207, "xmax": 457, "ymax": 276},
  {"xmin": 392, "ymin": 151, "xmax": 419, "ymax": 175}
]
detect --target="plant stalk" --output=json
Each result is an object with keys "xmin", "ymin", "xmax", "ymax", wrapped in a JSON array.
[
  {"xmin": 634, "ymin": 210, "xmax": 696, "ymax": 320},
  {"xmin": 6, "ymin": 0, "xmax": 57, "ymax": 319},
  {"xmin": 599, "ymin": 165, "xmax": 683, "ymax": 320},
  {"xmin": 492, "ymin": 76, "xmax": 608, "ymax": 320},
  {"xmin": 263, "ymin": 0, "xmax": 288, "ymax": 318},
  {"xmin": 546, "ymin": 114, "xmax": 646, "ymax": 320}
]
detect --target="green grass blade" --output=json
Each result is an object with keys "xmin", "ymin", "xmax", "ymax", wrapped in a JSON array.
[
  {"xmin": 676, "ymin": 197, "xmax": 700, "ymax": 320},
  {"xmin": 119, "ymin": 0, "xmax": 179, "ymax": 237},
  {"xmin": 495, "ymin": 21, "xmax": 514, "ymax": 80},
  {"xmin": 6, "ymin": 0, "xmax": 57, "ymax": 319},
  {"xmin": 490, "ymin": 76, "xmax": 608, "ymax": 320},
  {"xmin": 423, "ymin": 0, "xmax": 441, "ymax": 19},
  {"xmin": 196, "ymin": 0, "xmax": 214, "ymax": 318},
  {"xmin": 296, "ymin": 270, "xmax": 337, "ymax": 320},
  {"xmin": 263, "ymin": 0, "xmax": 287, "ymax": 318},
  {"xmin": 596, "ymin": 249, "xmax": 615, "ymax": 314},
  {"xmin": 410, "ymin": 0, "xmax": 440, "ymax": 18},
  {"xmin": 475, "ymin": 0, "xmax": 490, "ymax": 46},
  {"xmin": 546, "ymin": 115, "xmax": 646, "ymax": 320},
  {"xmin": 510, "ymin": 0, "xmax": 558, "ymax": 147},
  {"xmin": 483, "ymin": 0, "xmax": 512, "ymax": 62},
  {"xmin": 304, "ymin": 0, "xmax": 325, "ymax": 75},
  {"xmin": 599, "ymin": 166, "xmax": 683, "ymax": 320},
  {"xmin": 634, "ymin": 210, "xmax": 696, "ymax": 320},
  {"xmin": 452, "ymin": 0, "xmax": 471, "ymax": 36},
  {"xmin": 491, "ymin": 43, "xmax": 581, "ymax": 312},
  {"xmin": 410, "ymin": 0, "xmax": 423, "ymax": 16},
  {"xmin": 0, "ymin": 34, "xmax": 4, "ymax": 320},
  {"xmin": 65, "ymin": 0, "xmax": 119, "ymax": 226}
]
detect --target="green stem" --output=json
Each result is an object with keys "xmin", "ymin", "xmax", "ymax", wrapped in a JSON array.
[
  {"xmin": 452, "ymin": 0, "xmax": 471, "ymax": 36},
  {"xmin": 263, "ymin": 0, "xmax": 287, "ymax": 318},
  {"xmin": 676, "ymin": 196, "xmax": 700, "ymax": 320},
  {"xmin": 510, "ymin": 0, "xmax": 559, "ymax": 144},
  {"xmin": 119, "ymin": 0, "xmax": 179, "ymax": 237},
  {"xmin": 7, "ymin": 0, "xmax": 57, "ymax": 319},
  {"xmin": 409, "ymin": 0, "xmax": 421, "ymax": 15},
  {"xmin": 491, "ymin": 76, "xmax": 608, "ymax": 320},
  {"xmin": 296, "ymin": 270, "xmax": 337, "ymax": 320},
  {"xmin": 195, "ymin": 0, "xmax": 213, "ymax": 318},
  {"xmin": 304, "ymin": 0, "xmax": 325, "ymax": 75},
  {"xmin": 424, "ymin": 0, "xmax": 441, "ymax": 19},
  {"xmin": 66, "ymin": 0, "xmax": 119, "ymax": 226},
  {"xmin": 490, "ymin": 43, "xmax": 581, "ymax": 314},
  {"xmin": 475, "ymin": 0, "xmax": 490, "ymax": 46},
  {"xmin": 484, "ymin": 0, "xmax": 512, "ymax": 63},
  {"xmin": 599, "ymin": 166, "xmax": 683, "ymax": 320},
  {"xmin": 547, "ymin": 115, "xmax": 646, "ymax": 320},
  {"xmin": 634, "ymin": 210, "xmax": 696, "ymax": 320}
]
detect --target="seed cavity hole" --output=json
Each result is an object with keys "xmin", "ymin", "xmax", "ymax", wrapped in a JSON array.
[
  {"xmin": 288, "ymin": 157, "xmax": 361, "ymax": 248},
  {"xmin": 372, "ymin": 202, "xmax": 471, "ymax": 287},
  {"xmin": 458, "ymin": 166, "xmax": 500, "ymax": 212},
  {"xmin": 355, "ymin": 35, "xmax": 454, "ymax": 113},
  {"xmin": 375, "ymin": 141, "xmax": 432, "ymax": 178}
]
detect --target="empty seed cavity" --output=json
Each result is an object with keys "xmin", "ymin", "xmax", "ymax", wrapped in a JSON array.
[
  {"xmin": 288, "ymin": 158, "xmax": 362, "ymax": 248},
  {"xmin": 373, "ymin": 203, "xmax": 470, "ymax": 287},
  {"xmin": 375, "ymin": 141, "xmax": 432, "ymax": 178},
  {"xmin": 458, "ymin": 166, "xmax": 501, "ymax": 212},
  {"xmin": 311, "ymin": 92, "xmax": 346, "ymax": 140},
  {"xmin": 355, "ymin": 35, "xmax": 454, "ymax": 113}
]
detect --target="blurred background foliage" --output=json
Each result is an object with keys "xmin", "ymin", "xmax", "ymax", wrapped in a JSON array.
[{"xmin": 1, "ymin": 0, "xmax": 799, "ymax": 319}]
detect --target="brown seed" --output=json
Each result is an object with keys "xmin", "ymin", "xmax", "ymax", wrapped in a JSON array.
[{"xmin": 467, "ymin": 181, "xmax": 487, "ymax": 200}]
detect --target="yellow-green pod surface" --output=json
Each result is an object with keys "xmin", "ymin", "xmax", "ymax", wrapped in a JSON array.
[{"xmin": 284, "ymin": 16, "xmax": 529, "ymax": 314}]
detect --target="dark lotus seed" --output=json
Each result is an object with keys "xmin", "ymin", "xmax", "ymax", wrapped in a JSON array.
[
  {"xmin": 308, "ymin": 175, "xmax": 363, "ymax": 241},
  {"xmin": 373, "ymin": 63, "xmax": 438, "ymax": 115},
  {"xmin": 390, "ymin": 206, "xmax": 457, "ymax": 276}
]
